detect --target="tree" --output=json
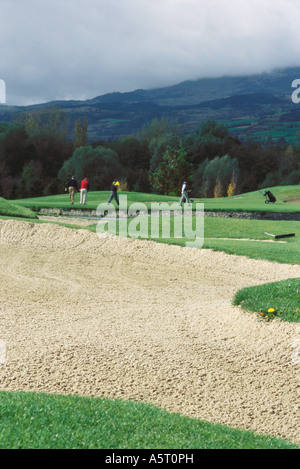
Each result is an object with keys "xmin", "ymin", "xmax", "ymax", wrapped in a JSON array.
[
  {"xmin": 73, "ymin": 117, "xmax": 88, "ymax": 149},
  {"xmin": 184, "ymin": 120, "xmax": 233, "ymax": 166},
  {"xmin": 148, "ymin": 134, "xmax": 177, "ymax": 173},
  {"xmin": 0, "ymin": 123, "xmax": 34, "ymax": 177},
  {"xmin": 235, "ymin": 141, "xmax": 279, "ymax": 193},
  {"xmin": 214, "ymin": 179, "xmax": 223, "ymax": 198},
  {"xmin": 16, "ymin": 106, "xmax": 69, "ymax": 138},
  {"xmin": 138, "ymin": 117, "xmax": 182, "ymax": 172},
  {"xmin": 58, "ymin": 145, "xmax": 125, "ymax": 190},
  {"xmin": 21, "ymin": 160, "xmax": 43, "ymax": 197},
  {"xmin": 127, "ymin": 168, "xmax": 152, "ymax": 193},
  {"xmin": 139, "ymin": 117, "xmax": 182, "ymax": 143},
  {"xmin": 198, "ymin": 120, "xmax": 229, "ymax": 139},
  {"xmin": 149, "ymin": 145, "xmax": 192, "ymax": 195},
  {"xmin": 29, "ymin": 131, "xmax": 73, "ymax": 178},
  {"xmin": 111, "ymin": 136, "xmax": 151, "ymax": 170},
  {"xmin": 227, "ymin": 171, "xmax": 238, "ymax": 197},
  {"xmin": 13, "ymin": 107, "xmax": 73, "ymax": 194},
  {"xmin": 193, "ymin": 154, "xmax": 240, "ymax": 198}
]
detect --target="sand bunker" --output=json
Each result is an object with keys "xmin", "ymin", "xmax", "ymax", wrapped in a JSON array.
[
  {"xmin": 38, "ymin": 215, "xmax": 97, "ymax": 226},
  {"xmin": 285, "ymin": 199, "xmax": 300, "ymax": 204},
  {"xmin": 0, "ymin": 219, "xmax": 300, "ymax": 444}
]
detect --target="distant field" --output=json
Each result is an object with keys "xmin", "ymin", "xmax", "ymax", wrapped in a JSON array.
[{"xmin": 225, "ymin": 116, "xmax": 300, "ymax": 144}]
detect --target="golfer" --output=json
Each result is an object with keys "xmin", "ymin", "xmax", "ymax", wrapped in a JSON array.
[
  {"xmin": 180, "ymin": 180, "xmax": 191, "ymax": 206},
  {"xmin": 107, "ymin": 180, "xmax": 120, "ymax": 206},
  {"xmin": 65, "ymin": 176, "xmax": 78, "ymax": 205},
  {"xmin": 80, "ymin": 177, "xmax": 89, "ymax": 205}
]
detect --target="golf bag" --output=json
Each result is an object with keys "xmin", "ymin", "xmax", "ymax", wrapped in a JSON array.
[{"xmin": 263, "ymin": 190, "xmax": 276, "ymax": 204}]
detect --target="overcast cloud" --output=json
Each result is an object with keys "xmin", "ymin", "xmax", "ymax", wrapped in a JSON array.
[{"xmin": 1, "ymin": 0, "xmax": 300, "ymax": 105}]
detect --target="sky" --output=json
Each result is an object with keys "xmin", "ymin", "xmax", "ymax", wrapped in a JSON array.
[{"xmin": 1, "ymin": 0, "xmax": 300, "ymax": 106}]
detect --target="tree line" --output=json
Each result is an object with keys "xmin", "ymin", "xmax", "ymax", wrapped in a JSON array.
[{"xmin": 0, "ymin": 108, "xmax": 299, "ymax": 201}]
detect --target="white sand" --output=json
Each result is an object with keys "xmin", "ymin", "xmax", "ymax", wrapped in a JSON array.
[{"xmin": 0, "ymin": 219, "xmax": 299, "ymax": 443}]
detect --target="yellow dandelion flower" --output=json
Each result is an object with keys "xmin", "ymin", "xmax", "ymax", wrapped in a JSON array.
[{"xmin": 268, "ymin": 308, "xmax": 275, "ymax": 313}]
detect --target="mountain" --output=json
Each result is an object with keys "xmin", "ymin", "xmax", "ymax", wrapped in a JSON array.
[
  {"xmin": 1, "ymin": 67, "xmax": 300, "ymax": 142},
  {"xmin": 88, "ymin": 67, "xmax": 299, "ymax": 106}
]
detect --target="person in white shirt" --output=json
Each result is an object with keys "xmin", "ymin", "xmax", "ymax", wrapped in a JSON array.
[
  {"xmin": 180, "ymin": 180, "xmax": 191, "ymax": 206},
  {"xmin": 180, "ymin": 181, "xmax": 191, "ymax": 206}
]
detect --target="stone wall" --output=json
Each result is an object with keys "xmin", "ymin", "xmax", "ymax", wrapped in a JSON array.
[
  {"xmin": 204, "ymin": 211, "xmax": 300, "ymax": 221},
  {"xmin": 38, "ymin": 207, "xmax": 300, "ymax": 221}
]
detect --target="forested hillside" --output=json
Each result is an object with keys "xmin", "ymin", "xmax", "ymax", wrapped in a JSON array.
[{"xmin": 0, "ymin": 111, "xmax": 299, "ymax": 200}]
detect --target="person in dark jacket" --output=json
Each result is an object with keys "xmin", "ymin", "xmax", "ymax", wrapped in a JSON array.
[
  {"xmin": 65, "ymin": 176, "xmax": 78, "ymax": 205},
  {"xmin": 107, "ymin": 180, "xmax": 120, "ymax": 206}
]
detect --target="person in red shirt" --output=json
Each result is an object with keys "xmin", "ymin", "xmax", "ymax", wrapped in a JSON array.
[{"xmin": 80, "ymin": 177, "xmax": 89, "ymax": 205}]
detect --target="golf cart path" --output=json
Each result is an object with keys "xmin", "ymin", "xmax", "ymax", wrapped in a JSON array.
[{"xmin": 0, "ymin": 219, "xmax": 299, "ymax": 443}]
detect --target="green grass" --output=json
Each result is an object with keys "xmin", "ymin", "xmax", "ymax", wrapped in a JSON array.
[
  {"xmin": 13, "ymin": 184, "xmax": 300, "ymax": 213},
  {"xmin": 233, "ymin": 278, "xmax": 300, "ymax": 323},
  {"xmin": 95, "ymin": 215, "xmax": 300, "ymax": 265},
  {"xmin": 14, "ymin": 191, "xmax": 183, "ymax": 211},
  {"xmin": 202, "ymin": 217, "xmax": 300, "ymax": 264},
  {"xmin": 0, "ymin": 197, "xmax": 37, "ymax": 219},
  {"xmin": 199, "ymin": 185, "xmax": 300, "ymax": 213},
  {"xmin": 202, "ymin": 237, "xmax": 300, "ymax": 265},
  {"xmin": 0, "ymin": 391, "xmax": 297, "ymax": 449}
]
